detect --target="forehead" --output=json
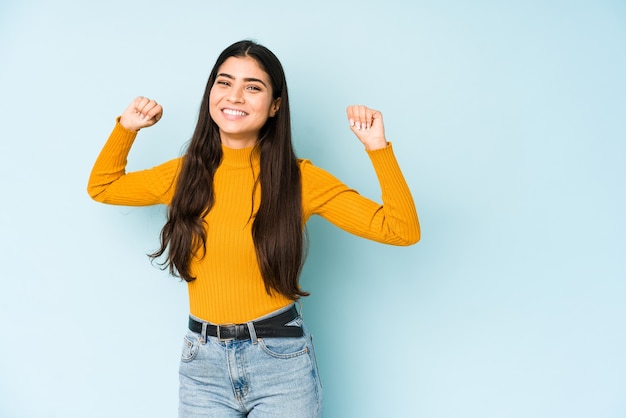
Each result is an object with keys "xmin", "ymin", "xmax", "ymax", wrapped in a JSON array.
[{"xmin": 217, "ymin": 56, "xmax": 270, "ymax": 82}]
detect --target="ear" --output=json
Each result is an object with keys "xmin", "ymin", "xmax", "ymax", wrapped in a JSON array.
[{"xmin": 269, "ymin": 98, "xmax": 281, "ymax": 117}]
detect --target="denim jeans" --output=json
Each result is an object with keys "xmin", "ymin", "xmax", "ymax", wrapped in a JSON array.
[{"xmin": 179, "ymin": 306, "xmax": 323, "ymax": 417}]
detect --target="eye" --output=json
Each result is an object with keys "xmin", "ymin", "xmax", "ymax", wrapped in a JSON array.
[
  {"xmin": 246, "ymin": 85, "xmax": 262, "ymax": 92},
  {"xmin": 216, "ymin": 80, "xmax": 230, "ymax": 87}
]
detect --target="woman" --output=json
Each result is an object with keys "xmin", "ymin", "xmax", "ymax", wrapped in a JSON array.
[{"xmin": 88, "ymin": 40, "xmax": 419, "ymax": 417}]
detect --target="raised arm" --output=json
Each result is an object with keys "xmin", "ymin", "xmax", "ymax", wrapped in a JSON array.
[
  {"xmin": 87, "ymin": 97, "xmax": 179, "ymax": 206},
  {"xmin": 301, "ymin": 105, "xmax": 420, "ymax": 245}
]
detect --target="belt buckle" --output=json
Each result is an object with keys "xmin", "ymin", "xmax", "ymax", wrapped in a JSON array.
[{"xmin": 216, "ymin": 324, "xmax": 236, "ymax": 342}]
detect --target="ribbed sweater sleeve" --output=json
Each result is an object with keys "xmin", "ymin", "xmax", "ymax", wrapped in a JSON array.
[
  {"xmin": 301, "ymin": 143, "xmax": 420, "ymax": 245},
  {"xmin": 87, "ymin": 119, "xmax": 180, "ymax": 206}
]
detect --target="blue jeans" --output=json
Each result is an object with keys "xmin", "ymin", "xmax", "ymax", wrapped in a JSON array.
[{"xmin": 179, "ymin": 305, "xmax": 323, "ymax": 417}]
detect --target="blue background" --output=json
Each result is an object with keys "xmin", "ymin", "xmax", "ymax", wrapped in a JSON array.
[{"xmin": 1, "ymin": 1, "xmax": 625, "ymax": 417}]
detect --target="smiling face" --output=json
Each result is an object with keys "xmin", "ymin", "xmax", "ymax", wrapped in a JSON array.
[{"xmin": 209, "ymin": 56, "xmax": 281, "ymax": 149}]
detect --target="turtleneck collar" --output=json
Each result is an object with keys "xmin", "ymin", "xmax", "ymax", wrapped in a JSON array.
[{"xmin": 220, "ymin": 143, "xmax": 260, "ymax": 169}]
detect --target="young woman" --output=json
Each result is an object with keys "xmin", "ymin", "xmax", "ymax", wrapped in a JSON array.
[{"xmin": 88, "ymin": 40, "xmax": 420, "ymax": 417}]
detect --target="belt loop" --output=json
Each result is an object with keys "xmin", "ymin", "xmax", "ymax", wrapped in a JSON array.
[
  {"xmin": 201, "ymin": 322, "xmax": 208, "ymax": 344},
  {"xmin": 246, "ymin": 321, "xmax": 258, "ymax": 345}
]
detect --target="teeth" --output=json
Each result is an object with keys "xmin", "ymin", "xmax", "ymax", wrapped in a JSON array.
[{"xmin": 223, "ymin": 109, "xmax": 247, "ymax": 116}]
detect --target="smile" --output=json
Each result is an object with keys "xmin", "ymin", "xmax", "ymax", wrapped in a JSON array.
[{"xmin": 222, "ymin": 108, "xmax": 248, "ymax": 116}]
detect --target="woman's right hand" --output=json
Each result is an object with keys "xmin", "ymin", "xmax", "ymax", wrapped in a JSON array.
[{"xmin": 119, "ymin": 96, "xmax": 163, "ymax": 131}]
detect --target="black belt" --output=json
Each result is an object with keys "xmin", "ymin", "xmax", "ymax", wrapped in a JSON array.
[{"xmin": 189, "ymin": 305, "xmax": 303, "ymax": 341}]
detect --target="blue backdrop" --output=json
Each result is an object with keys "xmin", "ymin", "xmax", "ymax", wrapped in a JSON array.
[{"xmin": 1, "ymin": 1, "xmax": 625, "ymax": 417}]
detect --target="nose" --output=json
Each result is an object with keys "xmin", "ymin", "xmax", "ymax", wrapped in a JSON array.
[{"xmin": 228, "ymin": 86, "xmax": 244, "ymax": 103}]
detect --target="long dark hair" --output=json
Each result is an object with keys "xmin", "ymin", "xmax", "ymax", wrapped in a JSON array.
[{"xmin": 150, "ymin": 40, "xmax": 308, "ymax": 300}]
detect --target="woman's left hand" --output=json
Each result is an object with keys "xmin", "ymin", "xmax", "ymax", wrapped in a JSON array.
[{"xmin": 346, "ymin": 105, "xmax": 388, "ymax": 150}]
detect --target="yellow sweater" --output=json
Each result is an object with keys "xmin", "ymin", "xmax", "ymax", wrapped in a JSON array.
[{"xmin": 88, "ymin": 120, "xmax": 420, "ymax": 324}]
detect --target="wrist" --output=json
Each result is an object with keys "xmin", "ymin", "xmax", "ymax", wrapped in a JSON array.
[
  {"xmin": 364, "ymin": 139, "xmax": 388, "ymax": 151},
  {"xmin": 118, "ymin": 116, "xmax": 139, "ymax": 132}
]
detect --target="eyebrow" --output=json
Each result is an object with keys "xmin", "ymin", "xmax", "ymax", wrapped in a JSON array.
[{"xmin": 216, "ymin": 73, "xmax": 268, "ymax": 88}]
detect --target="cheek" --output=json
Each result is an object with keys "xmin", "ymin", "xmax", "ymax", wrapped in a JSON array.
[
  {"xmin": 208, "ymin": 94, "xmax": 220, "ymax": 117},
  {"xmin": 259, "ymin": 99, "xmax": 276, "ymax": 117}
]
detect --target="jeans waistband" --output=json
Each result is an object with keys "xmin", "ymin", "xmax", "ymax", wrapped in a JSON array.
[{"xmin": 189, "ymin": 304, "xmax": 303, "ymax": 342}]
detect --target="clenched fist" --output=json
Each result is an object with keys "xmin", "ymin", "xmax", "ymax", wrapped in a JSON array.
[
  {"xmin": 119, "ymin": 96, "xmax": 163, "ymax": 132},
  {"xmin": 346, "ymin": 105, "xmax": 387, "ymax": 150}
]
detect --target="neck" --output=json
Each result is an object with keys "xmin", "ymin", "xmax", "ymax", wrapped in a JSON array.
[{"xmin": 219, "ymin": 131, "xmax": 258, "ymax": 149}]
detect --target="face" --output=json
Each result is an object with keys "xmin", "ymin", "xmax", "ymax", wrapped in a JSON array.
[{"xmin": 209, "ymin": 56, "xmax": 281, "ymax": 148}]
